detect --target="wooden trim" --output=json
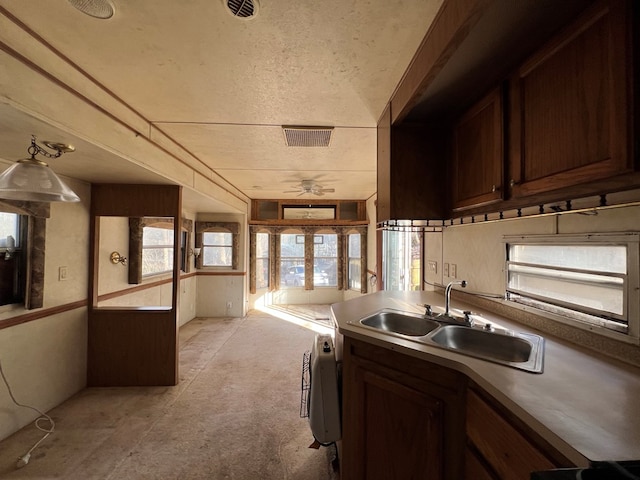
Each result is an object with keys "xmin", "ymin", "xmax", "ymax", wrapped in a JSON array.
[
  {"xmin": 197, "ymin": 271, "xmax": 246, "ymax": 276},
  {"xmin": 390, "ymin": 0, "xmax": 490, "ymax": 123},
  {"xmin": 97, "ymin": 277, "xmax": 174, "ymax": 303},
  {"xmin": 0, "ymin": 299, "xmax": 87, "ymax": 330}
]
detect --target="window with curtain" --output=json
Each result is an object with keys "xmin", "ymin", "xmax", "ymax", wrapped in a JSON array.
[{"xmin": 256, "ymin": 232, "xmax": 269, "ymax": 289}]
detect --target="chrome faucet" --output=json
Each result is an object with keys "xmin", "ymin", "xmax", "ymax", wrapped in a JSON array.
[
  {"xmin": 444, "ymin": 279, "xmax": 466, "ymax": 316},
  {"xmin": 434, "ymin": 280, "xmax": 471, "ymax": 325}
]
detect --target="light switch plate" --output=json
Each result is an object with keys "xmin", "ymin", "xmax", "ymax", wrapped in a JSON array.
[
  {"xmin": 450, "ymin": 264, "xmax": 457, "ymax": 278},
  {"xmin": 427, "ymin": 261, "xmax": 437, "ymax": 274},
  {"xmin": 443, "ymin": 263, "xmax": 449, "ymax": 277}
]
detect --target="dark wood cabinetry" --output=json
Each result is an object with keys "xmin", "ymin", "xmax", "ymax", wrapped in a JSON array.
[
  {"xmin": 377, "ymin": 104, "xmax": 448, "ymax": 222},
  {"xmin": 250, "ymin": 199, "xmax": 366, "ymax": 225},
  {"xmin": 341, "ymin": 337, "xmax": 465, "ymax": 480},
  {"xmin": 508, "ymin": 0, "xmax": 633, "ymax": 199},
  {"xmin": 452, "ymin": 87, "xmax": 504, "ymax": 211},
  {"xmin": 466, "ymin": 388, "xmax": 573, "ymax": 480},
  {"xmin": 386, "ymin": 0, "xmax": 637, "ymax": 220}
]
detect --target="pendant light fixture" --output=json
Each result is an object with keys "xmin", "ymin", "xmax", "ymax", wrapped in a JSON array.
[{"xmin": 0, "ymin": 136, "xmax": 80, "ymax": 202}]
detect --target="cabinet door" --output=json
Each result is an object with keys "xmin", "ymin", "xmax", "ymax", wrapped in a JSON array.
[
  {"xmin": 343, "ymin": 356, "xmax": 444, "ymax": 480},
  {"xmin": 466, "ymin": 389, "xmax": 558, "ymax": 480},
  {"xmin": 465, "ymin": 447, "xmax": 498, "ymax": 480},
  {"xmin": 377, "ymin": 104, "xmax": 449, "ymax": 222},
  {"xmin": 508, "ymin": 0, "xmax": 632, "ymax": 198},
  {"xmin": 453, "ymin": 88, "xmax": 503, "ymax": 211}
]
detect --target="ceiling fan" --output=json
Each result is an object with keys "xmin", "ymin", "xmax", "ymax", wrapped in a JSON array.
[{"xmin": 284, "ymin": 179, "xmax": 335, "ymax": 196}]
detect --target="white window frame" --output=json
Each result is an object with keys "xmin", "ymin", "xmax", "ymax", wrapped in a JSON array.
[
  {"xmin": 504, "ymin": 233, "xmax": 640, "ymax": 343},
  {"xmin": 314, "ymin": 233, "xmax": 337, "ymax": 288},
  {"xmin": 142, "ymin": 225, "xmax": 174, "ymax": 277},
  {"xmin": 202, "ymin": 231, "xmax": 233, "ymax": 267}
]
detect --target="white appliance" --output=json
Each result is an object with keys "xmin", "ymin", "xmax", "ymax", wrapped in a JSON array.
[{"xmin": 308, "ymin": 334, "xmax": 341, "ymax": 444}]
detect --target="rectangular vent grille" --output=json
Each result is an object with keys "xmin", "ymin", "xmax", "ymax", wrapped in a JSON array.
[{"xmin": 283, "ymin": 126, "xmax": 333, "ymax": 147}]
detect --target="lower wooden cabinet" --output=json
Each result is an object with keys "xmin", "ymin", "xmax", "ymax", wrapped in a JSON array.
[
  {"xmin": 341, "ymin": 337, "xmax": 466, "ymax": 480},
  {"xmin": 339, "ymin": 336, "xmax": 576, "ymax": 480},
  {"xmin": 466, "ymin": 388, "xmax": 573, "ymax": 480}
]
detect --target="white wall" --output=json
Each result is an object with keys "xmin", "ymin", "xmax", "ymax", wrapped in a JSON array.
[
  {"xmin": 0, "ymin": 195, "xmax": 201, "ymax": 442},
  {"xmin": 425, "ymin": 203, "xmax": 640, "ymax": 297},
  {"xmin": 195, "ymin": 212, "xmax": 248, "ymax": 316},
  {"xmin": 0, "ymin": 177, "xmax": 90, "ymax": 442}
]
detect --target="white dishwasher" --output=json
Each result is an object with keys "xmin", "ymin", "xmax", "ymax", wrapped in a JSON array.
[{"xmin": 301, "ymin": 334, "xmax": 341, "ymax": 444}]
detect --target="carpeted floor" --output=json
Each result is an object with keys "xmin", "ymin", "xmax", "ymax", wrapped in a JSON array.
[{"xmin": 0, "ymin": 309, "xmax": 339, "ymax": 479}]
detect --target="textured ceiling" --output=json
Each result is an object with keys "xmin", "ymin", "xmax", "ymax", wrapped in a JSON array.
[{"xmin": 0, "ymin": 0, "xmax": 443, "ymax": 210}]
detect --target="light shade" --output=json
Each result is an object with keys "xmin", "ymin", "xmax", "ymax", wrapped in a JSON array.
[{"xmin": 0, "ymin": 158, "xmax": 80, "ymax": 202}]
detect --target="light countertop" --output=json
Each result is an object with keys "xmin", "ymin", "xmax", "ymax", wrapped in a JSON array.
[{"xmin": 331, "ymin": 290, "xmax": 640, "ymax": 467}]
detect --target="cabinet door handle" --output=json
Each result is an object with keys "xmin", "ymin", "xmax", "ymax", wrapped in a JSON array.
[{"xmin": 509, "ymin": 179, "xmax": 519, "ymax": 189}]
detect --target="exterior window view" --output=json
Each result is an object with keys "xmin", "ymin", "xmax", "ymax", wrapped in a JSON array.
[
  {"xmin": 1, "ymin": 1, "xmax": 639, "ymax": 479},
  {"xmin": 142, "ymin": 225, "xmax": 174, "ymax": 276}
]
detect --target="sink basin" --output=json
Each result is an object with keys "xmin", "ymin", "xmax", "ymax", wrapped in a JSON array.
[
  {"xmin": 428, "ymin": 325, "xmax": 544, "ymax": 373},
  {"xmin": 358, "ymin": 309, "xmax": 441, "ymax": 337}
]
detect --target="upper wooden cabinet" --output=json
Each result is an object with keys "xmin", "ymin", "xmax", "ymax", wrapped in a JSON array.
[
  {"xmin": 377, "ymin": 104, "xmax": 448, "ymax": 222},
  {"xmin": 508, "ymin": 0, "xmax": 633, "ymax": 199},
  {"xmin": 452, "ymin": 87, "xmax": 504, "ymax": 211}
]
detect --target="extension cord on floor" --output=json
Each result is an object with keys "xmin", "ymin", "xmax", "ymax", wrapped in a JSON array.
[{"xmin": 16, "ymin": 453, "xmax": 30, "ymax": 468}]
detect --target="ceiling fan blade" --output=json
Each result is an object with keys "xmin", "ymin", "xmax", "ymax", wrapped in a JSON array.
[
  {"xmin": 320, "ymin": 188, "xmax": 335, "ymax": 193},
  {"xmin": 283, "ymin": 190, "xmax": 301, "ymax": 193}
]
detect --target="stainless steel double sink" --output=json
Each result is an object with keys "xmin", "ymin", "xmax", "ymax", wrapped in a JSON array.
[{"xmin": 349, "ymin": 308, "xmax": 544, "ymax": 373}]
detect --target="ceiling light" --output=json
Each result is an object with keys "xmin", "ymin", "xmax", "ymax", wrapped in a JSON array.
[{"xmin": 0, "ymin": 136, "xmax": 80, "ymax": 203}]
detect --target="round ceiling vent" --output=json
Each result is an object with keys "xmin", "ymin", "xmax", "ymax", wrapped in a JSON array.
[
  {"xmin": 68, "ymin": 0, "xmax": 115, "ymax": 19},
  {"xmin": 224, "ymin": 0, "xmax": 259, "ymax": 19}
]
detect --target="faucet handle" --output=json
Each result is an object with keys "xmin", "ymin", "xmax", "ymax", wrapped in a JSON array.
[
  {"xmin": 463, "ymin": 310, "xmax": 474, "ymax": 327},
  {"xmin": 421, "ymin": 304, "xmax": 433, "ymax": 316}
]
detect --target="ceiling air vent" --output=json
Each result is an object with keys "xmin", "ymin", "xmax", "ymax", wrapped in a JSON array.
[
  {"xmin": 68, "ymin": 0, "xmax": 115, "ymax": 19},
  {"xmin": 282, "ymin": 126, "xmax": 334, "ymax": 147},
  {"xmin": 225, "ymin": 0, "xmax": 259, "ymax": 19}
]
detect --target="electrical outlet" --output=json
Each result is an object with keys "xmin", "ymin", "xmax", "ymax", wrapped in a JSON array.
[
  {"xmin": 58, "ymin": 266, "xmax": 68, "ymax": 281},
  {"xmin": 450, "ymin": 264, "xmax": 457, "ymax": 278},
  {"xmin": 427, "ymin": 261, "xmax": 437, "ymax": 274},
  {"xmin": 443, "ymin": 263, "xmax": 449, "ymax": 277},
  {"xmin": 226, "ymin": 301, "xmax": 232, "ymax": 309}
]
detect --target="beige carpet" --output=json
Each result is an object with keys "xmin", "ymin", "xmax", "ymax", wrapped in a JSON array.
[{"xmin": 0, "ymin": 310, "xmax": 339, "ymax": 479}]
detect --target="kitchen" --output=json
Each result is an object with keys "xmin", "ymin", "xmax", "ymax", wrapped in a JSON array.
[{"xmin": 1, "ymin": 0, "xmax": 640, "ymax": 478}]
